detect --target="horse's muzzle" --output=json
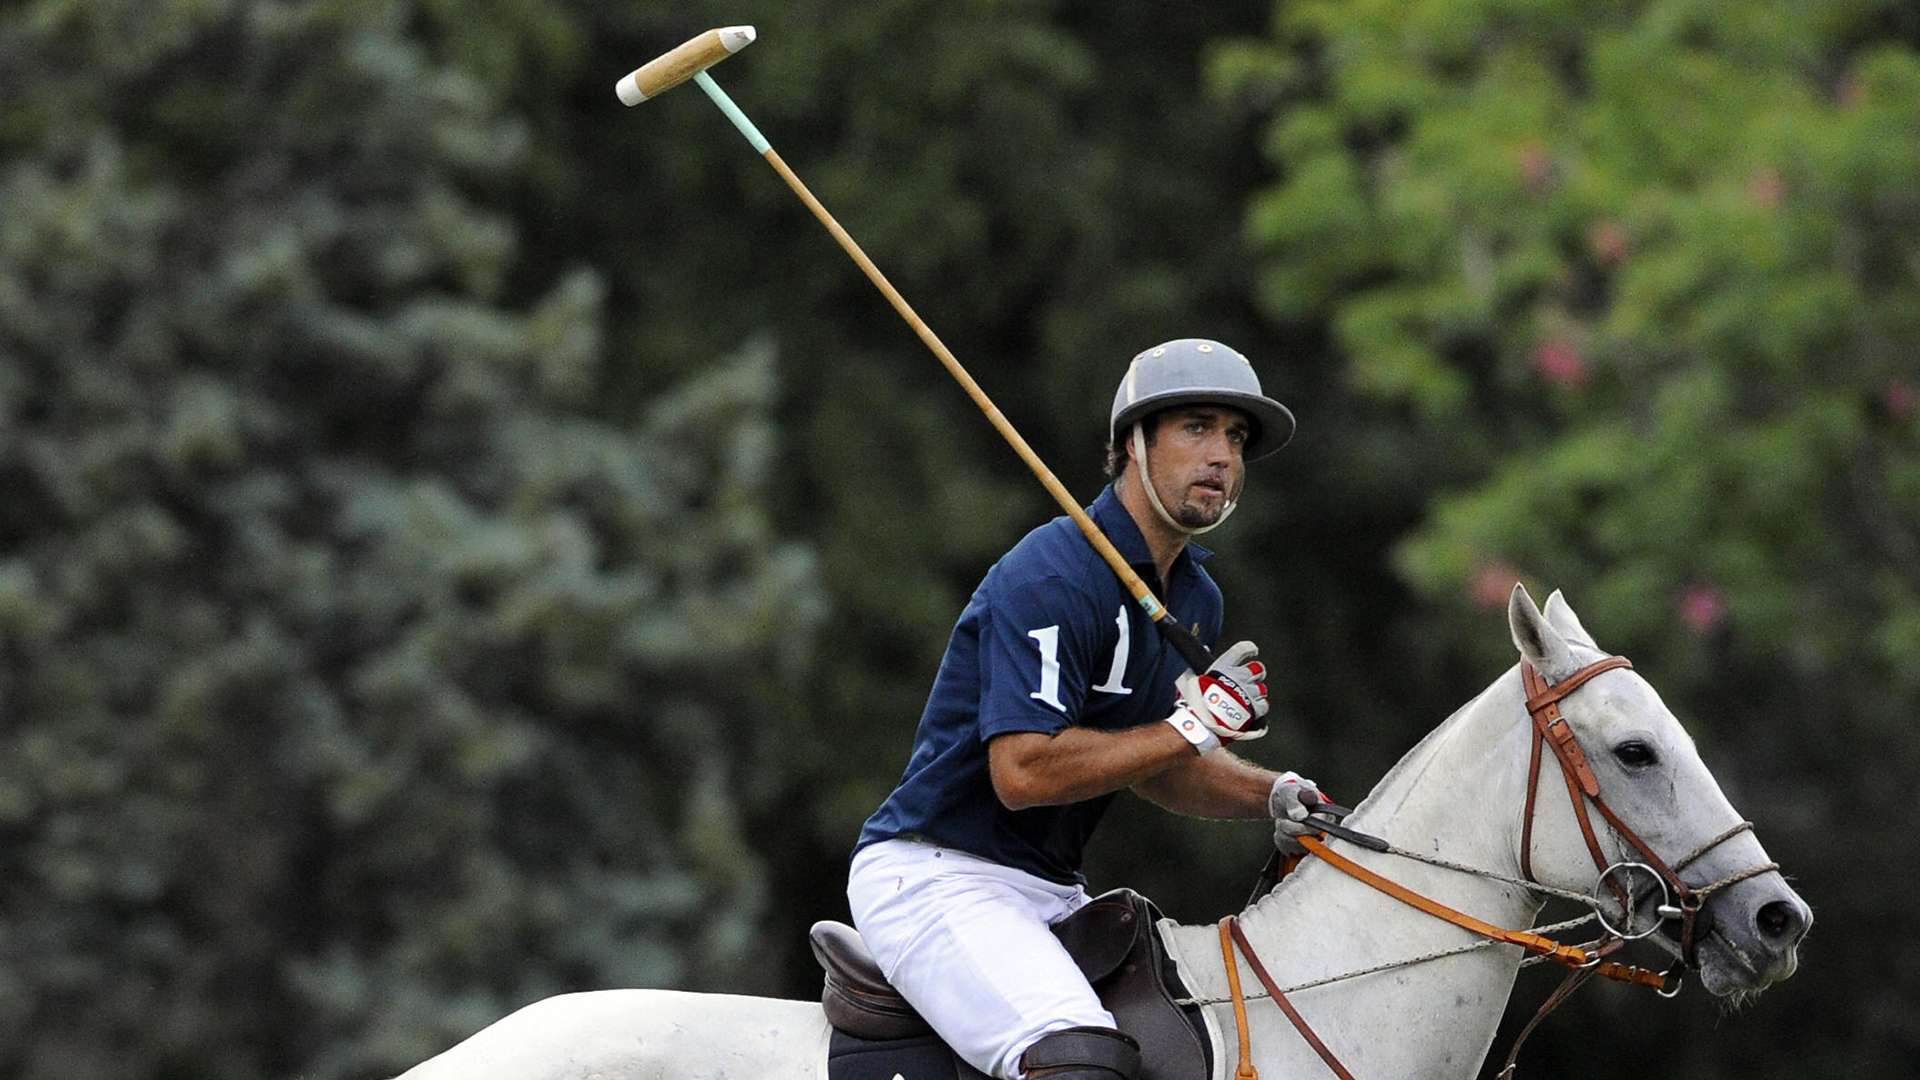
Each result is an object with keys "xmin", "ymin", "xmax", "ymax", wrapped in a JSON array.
[{"xmin": 1697, "ymin": 873, "xmax": 1811, "ymax": 994}]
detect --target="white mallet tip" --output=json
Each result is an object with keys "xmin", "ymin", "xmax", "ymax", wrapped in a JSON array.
[
  {"xmin": 615, "ymin": 72, "xmax": 648, "ymax": 107},
  {"xmin": 719, "ymin": 25, "xmax": 757, "ymax": 53}
]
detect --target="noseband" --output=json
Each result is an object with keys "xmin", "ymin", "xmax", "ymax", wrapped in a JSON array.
[{"xmin": 1220, "ymin": 653, "xmax": 1781, "ymax": 1080}]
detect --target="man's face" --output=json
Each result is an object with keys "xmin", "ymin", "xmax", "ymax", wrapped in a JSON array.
[{"xmin": 1142, "ymin": 406, "xmax": 1251, "ymax": 529}]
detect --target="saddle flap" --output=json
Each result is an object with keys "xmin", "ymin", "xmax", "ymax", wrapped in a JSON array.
[
  {"xmin": 1061, "ymin": 890, "xmax": 1211, "ymax": 1080},
  {"xmin": 1053, "ymin": 888, "xmax": 1155, "ymax": 984}
]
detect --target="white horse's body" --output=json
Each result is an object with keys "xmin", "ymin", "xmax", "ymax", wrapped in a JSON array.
[
  {"xmin": 397, "ymin": 589, "xmax": 1808, "ymax": 1080},
  {"xmin": 398, "ymin": 991, "xmax": 828, "ymax": 1080},
  {"xmin": 1161, "ymin": 681, "xmax": 1551, "ymax": 1079}
]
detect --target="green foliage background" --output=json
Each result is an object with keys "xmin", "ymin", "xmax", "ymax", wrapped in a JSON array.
[{"xmin": 0, "ymin": 0, "xmax": 1911, "ymax": 1076}]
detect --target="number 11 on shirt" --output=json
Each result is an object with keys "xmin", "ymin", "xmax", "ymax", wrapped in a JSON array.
[{"xmin": 1029, "ymin": 611, "xmax": 1133, "ymax": 712}]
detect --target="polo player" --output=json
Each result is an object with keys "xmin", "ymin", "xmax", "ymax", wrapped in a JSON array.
[{"xmin": 848, "ymin": 339, "xmax": 1327, "ymax": 1080}]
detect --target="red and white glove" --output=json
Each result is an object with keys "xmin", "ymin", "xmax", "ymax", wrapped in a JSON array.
[{"xmin": 1163, "ymin": 641, "xmax": 1270, "ymax": 753}]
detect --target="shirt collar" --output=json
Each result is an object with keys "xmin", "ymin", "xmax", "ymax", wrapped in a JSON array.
[{"xmin": 1089, "ymin": 484, "xmax": 1213, "ymax": 579}]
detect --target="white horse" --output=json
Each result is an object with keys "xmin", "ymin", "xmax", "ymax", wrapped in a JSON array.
[{"xmin": 394, "ymin": 586, "xmax": 1810, "ymax": 1080}]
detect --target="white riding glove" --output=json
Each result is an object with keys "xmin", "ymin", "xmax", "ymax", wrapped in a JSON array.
[
  {"xmin": 1168, "ymin": 641, "xmax": 1270, "ymax": 752},
  {"xmin": 1269, "ymin": 771, "xmax": 1326, "ymax": 855}
]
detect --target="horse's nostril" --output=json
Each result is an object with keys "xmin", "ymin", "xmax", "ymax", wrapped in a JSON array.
[{"xmin": 1755, "ymin": 899, "xmax": 1806, "ymax": 942}]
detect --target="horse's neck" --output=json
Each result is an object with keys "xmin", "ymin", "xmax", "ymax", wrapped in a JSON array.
[{"xmin": 1163, "ymin": 668, "xmax": 1547, "ymax": 1080}]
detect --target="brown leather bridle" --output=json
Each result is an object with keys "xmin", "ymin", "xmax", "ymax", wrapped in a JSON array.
[
  {"xmin": 1516, "ymin": 656, "xmax": 1779, "ymax": 966},
  {"xmin": 1220, "ymin": 654, "xmax": 1781, "ymax": 1080}
]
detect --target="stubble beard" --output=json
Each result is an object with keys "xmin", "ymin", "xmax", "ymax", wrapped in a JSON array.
[
  {"xmin": 1164, "ymin": 480, "xmax": 1227, "ymax": 528},
  {"xmin": 1173, "ymin": 497, "xmax": 1219, "ymax": 528}
]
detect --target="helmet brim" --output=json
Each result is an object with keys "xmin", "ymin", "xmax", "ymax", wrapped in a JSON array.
[{"xmin": 1111, "ymin": 390, "xmax": 1296, "ymax": 462}]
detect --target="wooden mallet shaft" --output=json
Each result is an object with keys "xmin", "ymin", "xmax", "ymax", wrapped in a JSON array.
[{"xmin": 615, "ymin": 29, "xmax": 1216, "ymax": 675}]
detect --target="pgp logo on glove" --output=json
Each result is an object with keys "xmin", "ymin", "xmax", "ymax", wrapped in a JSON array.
[
  {"xmin": 1200, "ymin": 671, "xmax": 1264, "ymax": 733},
  {"xmin": 1176, "ymin": 641, "xmax": 1271, "ymax": 742}
]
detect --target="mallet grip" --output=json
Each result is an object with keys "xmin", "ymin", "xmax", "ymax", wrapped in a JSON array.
[
  {"xmin": 1157, "ymin": 618, "xmax": 1214, "ymax": 676},
  {"xmin": 616, "ymin": 26, "xmax": 756, "ymax": 106}
]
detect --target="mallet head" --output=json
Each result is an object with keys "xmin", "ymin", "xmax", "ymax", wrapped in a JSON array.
[{"xmin": 615, "ymin": 26, "xmax": 757, "ymax": 106}]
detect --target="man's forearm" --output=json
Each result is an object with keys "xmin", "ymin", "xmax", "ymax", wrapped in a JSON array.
[
  {"xmin": 987, "ymin": 724, "xmax": 1196, "ymax": 810},
  {"xmin": 1130, "ymin": 750, "xmax": 1278, "ymax": 819}
]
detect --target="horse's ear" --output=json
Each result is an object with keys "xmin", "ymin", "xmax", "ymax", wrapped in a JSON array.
[
  {"xmin": 1542, "ymin": 589, "xmax": 1600, "ymax": 650},
  {"xmin": 1509, "ymin": 583, "xmax": 1578, "ymax": 682}
]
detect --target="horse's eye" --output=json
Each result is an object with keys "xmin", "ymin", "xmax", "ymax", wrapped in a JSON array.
[{"xmin": 1613, "ymin": 740, "xmax": 1659, "ymax": 769}]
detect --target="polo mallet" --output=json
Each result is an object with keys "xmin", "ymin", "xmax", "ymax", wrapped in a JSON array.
[{"xmin": 616, "ymin": 26, "xmax": 1217, "ymax": 675}]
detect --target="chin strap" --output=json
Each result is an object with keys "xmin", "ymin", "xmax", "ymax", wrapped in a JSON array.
[{"xmin": 1131, "ymin": 424, "xmax": 1235, "ymax": 536}]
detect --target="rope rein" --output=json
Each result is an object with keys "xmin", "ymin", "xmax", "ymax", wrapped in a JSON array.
[
  {"xmin": 1209, "ymin": 654, "xmax": 1786, "ymax": 1080},
  {"xmin": 1178, "ymin": 819, "xmax": 1772, "ymax": 1005},
  {"xmin": 1389, "ymin": 820, "xmax": 1774, "ymax": 907},
  {"xmin": 1175, "ymin": 914, "xmax": 1604, "ymax": 1005}
]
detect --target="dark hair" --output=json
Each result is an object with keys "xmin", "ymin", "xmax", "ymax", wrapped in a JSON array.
[{"xmin": 1103, "ymin": 415, "xmax": 1158, "ymax": 479}]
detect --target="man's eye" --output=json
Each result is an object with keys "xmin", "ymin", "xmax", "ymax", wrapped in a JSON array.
[{"xmin": 1228, "ymin": 429, "xmax": 1247, "ymax": 444}]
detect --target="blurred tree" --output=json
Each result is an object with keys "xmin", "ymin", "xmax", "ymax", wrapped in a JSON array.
[
  {"xmin": 0, "ymin": 2, "xmax": 819, "ymax": 1077},
  {"xmin": 2, "ymin": 0, "xmax": 1910, "ymax": 1076},
  {"xmin": 1223, "ymin": 0, "xmax": 1920, "ymax": 1073}
]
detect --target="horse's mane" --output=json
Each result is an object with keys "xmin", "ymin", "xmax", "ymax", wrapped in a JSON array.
[
  {"xmin": 1349, "ymin": 675, "xmax": 1507, "ymax": 824},
  {"xmin": 1252, "ymin": 673, "xmax": 1507, "ymax": 911}
]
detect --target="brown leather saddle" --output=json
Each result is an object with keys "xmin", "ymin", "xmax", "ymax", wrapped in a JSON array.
[{"xmin": 809, "ymin": 889, "xmax": 1211, "ymax": 1080}]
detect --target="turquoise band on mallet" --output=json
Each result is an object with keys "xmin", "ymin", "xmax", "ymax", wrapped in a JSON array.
[{"xmin": 694, "ymin": 71, "xmax": 771, "ymax": 154}]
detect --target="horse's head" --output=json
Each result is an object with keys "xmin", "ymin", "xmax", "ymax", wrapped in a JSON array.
[{"xmin": 1506, "ymin": 584, "xmax": 1811, "ymax": 998}]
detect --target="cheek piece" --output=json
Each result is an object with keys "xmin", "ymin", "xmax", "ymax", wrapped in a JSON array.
[{"xmin": 1131, "ymin": 424, "xmax": 1238, "ymax": 536}]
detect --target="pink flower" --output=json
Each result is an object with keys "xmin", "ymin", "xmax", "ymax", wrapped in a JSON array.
[
  {"xmin": 1884, "ymin": 379, "xmax": 1916, "ymax": 421},
  {"xmin": 1518, "ymin": 143, "xmax": 1555, "ymax": 195},
  {"xmin": 1679, "ymin": 583, "xmax": 1727, "ymax": 635},
  {"xmin": 1588, "ymin": 220, "xmax": 1630, "ymax": 267},
  {"xmin": 1470, "ymin": 563, "xmax": 1524, "ymax": 611},
  {"xmin": 1532, "ymin": 339, "xmax": 1588, "ymax": 388},
  {"xmin": 1747, "ymin": 168, "xmax": 1785, "ymax": 208}
]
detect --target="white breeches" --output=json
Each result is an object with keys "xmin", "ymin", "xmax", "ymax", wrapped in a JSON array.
[{"xmin": 847, "ymin": 838, "xmax": 1117, "ymax": 1079}]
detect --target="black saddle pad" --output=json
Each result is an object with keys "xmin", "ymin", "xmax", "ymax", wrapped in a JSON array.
[{"xmin": 826, "ymin": 1030, "xmax": 991, "ymax": 1080}]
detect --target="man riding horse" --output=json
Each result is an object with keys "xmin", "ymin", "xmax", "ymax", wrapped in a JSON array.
[{"xmin": 849, "ymin": 339, "xmax": 1324, "ymax": 1080}]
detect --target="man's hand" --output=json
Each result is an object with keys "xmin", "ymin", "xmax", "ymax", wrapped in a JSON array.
[
  {"xmin": 1269, "ymin": 771, "xmax": 1327, "ymax": 855},
  {"xmin": 1172, "ymin": 640, "xmax": 1270, "ymax": 745}
]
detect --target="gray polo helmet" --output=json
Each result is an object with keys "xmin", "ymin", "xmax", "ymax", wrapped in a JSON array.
[{"xmin": 1109, "ymin": 338, "xmax": 1295, "ymax": 461}]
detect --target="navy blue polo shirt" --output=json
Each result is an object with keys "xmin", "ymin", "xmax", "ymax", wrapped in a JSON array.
[{"xmin": 856, "ymin": 484, "xmax": 1224, "ymax": 885}]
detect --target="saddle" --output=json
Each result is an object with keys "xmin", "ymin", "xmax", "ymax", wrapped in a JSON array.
[{"xmin": 809, "ymin": 889, "xmax": 1211, "ymax": 1080}]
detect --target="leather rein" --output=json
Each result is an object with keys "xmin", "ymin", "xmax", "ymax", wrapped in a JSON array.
[{"xmin": 1218, "ymin": 654, "xmax": 1781, "ymax": 1080}]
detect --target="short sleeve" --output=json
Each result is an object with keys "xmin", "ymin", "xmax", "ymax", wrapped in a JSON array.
[{"xmin": 977, "ymin": 574, "xmax": 1101, "ymax": 741}]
